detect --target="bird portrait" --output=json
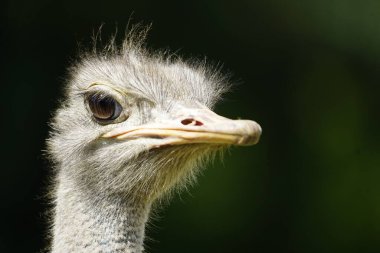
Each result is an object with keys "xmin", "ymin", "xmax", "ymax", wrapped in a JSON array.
[
  {"xmin": 46, "ymin": 26, "xmax": 261, "ymax": 253},
  {"xmin": 3, "ymin": 1, "xmax": 379, "ymax": 252}
]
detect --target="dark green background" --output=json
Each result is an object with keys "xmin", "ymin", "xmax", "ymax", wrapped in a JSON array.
[{"xmin": 1, "ymin": 0, "xmax": 379, "ymax": 252}]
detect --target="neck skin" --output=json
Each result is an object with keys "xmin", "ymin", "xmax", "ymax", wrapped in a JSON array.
[{"xmin": 51, "ymin": 176, "xmax": 151, "ymax": 253}]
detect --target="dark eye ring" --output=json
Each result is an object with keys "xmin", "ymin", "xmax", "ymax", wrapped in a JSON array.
[{"xmin": 87, "ymin": 93, "xmax": 123, "ymax": 122}]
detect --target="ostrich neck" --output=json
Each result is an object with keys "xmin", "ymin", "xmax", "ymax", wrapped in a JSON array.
[{"xmin": 51, "ymin": 175, "xmax": 151, "ymax": 253}]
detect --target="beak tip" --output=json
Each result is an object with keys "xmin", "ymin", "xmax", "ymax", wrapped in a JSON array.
[{"xmin": 242, "ymin": 121, "xmax": 262, "ymax": 146}]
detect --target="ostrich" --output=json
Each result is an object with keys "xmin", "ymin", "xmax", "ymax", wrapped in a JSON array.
[{"xmin": 47, "ymin": 27, "xmax": 261, "ymax": 253}]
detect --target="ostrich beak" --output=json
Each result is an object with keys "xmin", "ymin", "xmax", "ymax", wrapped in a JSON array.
[{"xmin": 102, "ymin": 107, "xmax": 261, "ymax": 147}]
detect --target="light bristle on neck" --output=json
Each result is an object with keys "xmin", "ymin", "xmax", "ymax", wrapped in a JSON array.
[{"xmin": 51, "ymin": 175, "xmax": 151, "ymax": 253}]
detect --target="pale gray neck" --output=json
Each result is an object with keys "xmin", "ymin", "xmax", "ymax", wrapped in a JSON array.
[{"xmin": 51, "ymin": 176, "xmax": 151, "ymax": 253}]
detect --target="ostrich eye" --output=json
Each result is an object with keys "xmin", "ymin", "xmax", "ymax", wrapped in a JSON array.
[{"xmin": 87, "ymin": 93, "xmax": 123, "ymax": 122}]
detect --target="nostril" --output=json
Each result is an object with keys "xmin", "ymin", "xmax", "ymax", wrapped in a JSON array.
[
  {"xmin": 181, "ymin": 119, "xmax": 192, "ymax": 125},
  {"xmin": 194, "ymin": 120, "xmax": 203, "ymax": 126},
  {"xmin": 181, "ymin": 118, "xmax": 204, "ymax": 126}
]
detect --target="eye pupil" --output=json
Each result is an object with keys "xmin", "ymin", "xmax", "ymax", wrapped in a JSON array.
[{"xmin": 88, "ymin": 93, "xmax": 122, "ymax": 121}]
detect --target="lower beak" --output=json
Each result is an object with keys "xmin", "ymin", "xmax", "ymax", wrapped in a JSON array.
[{"xmin": 102, "ymin": 107, "xmax": 261, "ymax": 147}]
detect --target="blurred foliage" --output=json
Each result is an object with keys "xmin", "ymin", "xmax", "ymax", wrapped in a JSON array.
[{"xmin": 1, "ymin": 0, "xmax": 379, "ymax": 252}]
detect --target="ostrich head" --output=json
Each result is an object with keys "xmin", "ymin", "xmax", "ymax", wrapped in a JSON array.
[{"xmin": 47, "ymin": 27, "xmax": 261, "ymax": 252}]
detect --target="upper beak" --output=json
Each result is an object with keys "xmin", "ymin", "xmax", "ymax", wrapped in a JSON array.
[{"xmin": 102, "ymin": 107, "xmax": 261, "ymax": 147}]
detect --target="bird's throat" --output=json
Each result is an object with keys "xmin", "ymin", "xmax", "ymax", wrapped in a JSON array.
[{"xmin": 51, "ymin": 176, "xmax": 151, "ymax": 253}]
